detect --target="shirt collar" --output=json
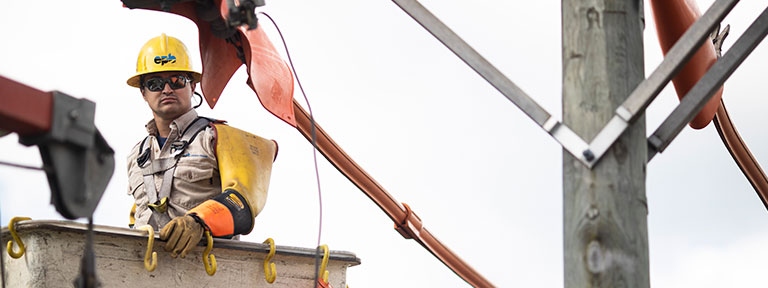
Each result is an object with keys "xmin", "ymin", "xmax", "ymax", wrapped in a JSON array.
[{"xmin": 144, "ymin": 109, "xmax": 199, "ymax": 137}]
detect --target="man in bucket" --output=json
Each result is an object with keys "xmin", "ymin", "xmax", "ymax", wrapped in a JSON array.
[{"xmin": 126, "ymin": 33, "xmax": 277, "ymax": 258}]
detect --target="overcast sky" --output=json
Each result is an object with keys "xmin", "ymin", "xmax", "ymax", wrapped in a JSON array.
[{"xmin": 2, "ymin": 0, "xmax": 768, "ymax": 287}]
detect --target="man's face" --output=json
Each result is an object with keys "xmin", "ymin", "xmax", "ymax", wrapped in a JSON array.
[{"xmin": 141, "ymin": 71, "xmax": 195, "ymax": 121}]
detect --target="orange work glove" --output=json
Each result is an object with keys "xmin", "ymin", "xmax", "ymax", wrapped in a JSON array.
[{"xmin": 159, "ymin": 215, "xmax": 205, "ymax": 258}]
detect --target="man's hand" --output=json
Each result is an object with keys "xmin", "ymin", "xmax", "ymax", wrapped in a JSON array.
[{"xmin": 159, "ymin": 215, "xmax": 205, "ymax": 258}]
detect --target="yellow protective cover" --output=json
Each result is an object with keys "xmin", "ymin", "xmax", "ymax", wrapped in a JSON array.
[{"xmin": 214, "ymin": 124, "xmax": 276, "ymax": 231}]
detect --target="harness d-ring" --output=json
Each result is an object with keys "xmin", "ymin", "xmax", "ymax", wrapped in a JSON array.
[
  {"xmin": 139, "ymin": 225, "xmax": 158, "ymax": 272},
  {"xmin": 318, "ymin": 244, "xmax": 330, "ymax": 284},
  {"xmin": 202, "ymin": 231, "xmax": 217, "ymax": 276},
  {"xmin": 263, "ymin": 238, "xmax": 276, "ymax": 283},
  {"xmin": 7, "ymin": 217, "xmax": 31, "ymax": 259}
]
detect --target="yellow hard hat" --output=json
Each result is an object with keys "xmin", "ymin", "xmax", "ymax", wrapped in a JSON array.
[{"xmin": 126, "ymin": 33, "xmax": 202, "ymax": 88}]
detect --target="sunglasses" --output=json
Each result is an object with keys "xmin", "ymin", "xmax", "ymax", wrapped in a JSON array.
[{"xmin": 142, "ymin": 75, "xmax": 190, "ymax": 92}]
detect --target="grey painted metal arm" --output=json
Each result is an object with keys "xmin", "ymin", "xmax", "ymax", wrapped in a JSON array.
[
  {"xmin": 586, "ymin": 0, "xmax": 739, "ymax": 167},
  {"xmin": 621, "ymin": 0, "xmax": 738, "ymax": 120},
  {"xmin": 391, "ymin": 0, "xmax": 591, "ymax": 164},
  {"xmin": 648, "ymin": 6, "xmax": 768, "ymax": 161}
]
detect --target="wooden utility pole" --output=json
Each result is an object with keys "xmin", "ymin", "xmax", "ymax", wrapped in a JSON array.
[{"xmin": 562, "ymin": 0, "xmax": 649, "ymax": 287}]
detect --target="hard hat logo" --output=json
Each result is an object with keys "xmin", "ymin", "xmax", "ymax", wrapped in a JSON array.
[{"xmin": 154, "ymin": 53, "xmax": 177, "ymax": 66}]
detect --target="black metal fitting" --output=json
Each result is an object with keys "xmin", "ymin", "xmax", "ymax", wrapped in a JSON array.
[
  {"xmin": 226, "ymin": 0, "xmax": 265, "ymax": 31},
  {"xmin": 19, "ymin": 92, "xmax": 114, "ymax": 219}
]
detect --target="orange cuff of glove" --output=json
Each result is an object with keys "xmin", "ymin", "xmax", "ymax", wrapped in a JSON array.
[
  {"xmin": 188, "ymin": 200, "xmax": 234, "ymax": 237},
  {"xmin": 187, "ymin": 190, "xmax": 254, "ymax": 237}
]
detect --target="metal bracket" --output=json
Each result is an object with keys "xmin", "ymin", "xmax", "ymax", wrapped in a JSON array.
[
  {"xmin": 19, "ymin": 92, "xmax": 96, "ymax": 148},
  {"xmin": 18, "ymin": 92, "xmax": 115, "ymax": 219},
  {"xmin": 585, "ymin": 0, "xmax": 740, "ymax": 167},
  {"xmin": 226, "ymin": 0, "xmax": 264, "ymax": 30},
  {"xmin": 393, "ymin": 0, "xmax": 765, "ymax": 168},
  {"xmin": 391, "ymin": 0, "xmax": 590, "ymax": 164},
  {"xmin": 648, "ymin": 6, "xmax": 768, "ymax": 161},
  {"xmin": 712, "ymin": 24, "xmax": 731, "ymax": 58}
]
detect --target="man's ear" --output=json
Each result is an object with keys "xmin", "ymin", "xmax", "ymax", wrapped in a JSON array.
[{"xmin": 140, "ymin": 87, "xmax": 148, "ymax": 101}]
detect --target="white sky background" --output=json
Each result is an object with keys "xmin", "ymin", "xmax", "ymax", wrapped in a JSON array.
[{"xmin": 1, "ymin": 0, "xmax": 768, "ymax": 287}]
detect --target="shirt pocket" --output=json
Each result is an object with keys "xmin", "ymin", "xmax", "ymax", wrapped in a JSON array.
[
  {"xmin": 172, "ymin": 160, "xmax": 219, "ymax": 210},
  {"xmin": 174, "ymin": 161, "xmax": 213, "ymax": 183}
]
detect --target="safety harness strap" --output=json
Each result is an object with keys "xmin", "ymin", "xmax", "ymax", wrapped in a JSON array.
[
  {"xmin": 136, "ymin": 117, "xmax": 213, "ymax": 225},
  {"xmin": 143, "ymin": 158, "xmax": 180, "ymax": 174},
  {"xmin": 143, "ymin": 173, "xmax": 158, "ymax": 205}
]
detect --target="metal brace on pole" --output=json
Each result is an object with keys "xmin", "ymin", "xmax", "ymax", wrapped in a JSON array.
[
  {"xmin": 649, "ymin": 6, "xmax": 768, "ymax": 160},
  {"xmin": 391, "ymin": 0, "xmax": 592, "ymax": 165},
  {"xmin": 586, "ymin": 0, "xmax": 739, "ymax": 166},
  {"xmin": 390, "ymin": 0, "xmax": 754, "ymax": 168}
]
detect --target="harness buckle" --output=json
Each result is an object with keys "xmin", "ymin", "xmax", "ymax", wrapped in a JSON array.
[
  {"xmin": 148, "ymin": 197, "xmax": 169, "ymax": 213},
  {"xmin": 170, "ymin": 140, "xmax": 189, "ymax": 157}
]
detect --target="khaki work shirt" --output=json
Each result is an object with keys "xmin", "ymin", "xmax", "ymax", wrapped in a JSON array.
[{"xmin": 127, "ymin": 110, "xmax": 221, "ymax": 230}]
